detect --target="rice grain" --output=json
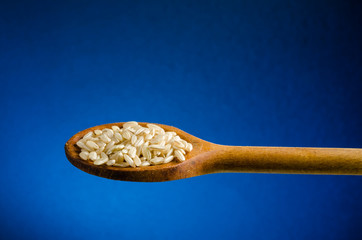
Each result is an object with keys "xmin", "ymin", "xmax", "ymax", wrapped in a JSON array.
[
  {"xmin": 133, "ymin": 155, "xmax": 142, "ymax": 166},
  {"xmin": 174, "ymin": 150, "xmax": 185, "ymax": 161},
  {"xmin": 107, "ymin": 159, "xmax": 116, "ymax": 166},
  {"xmin": 100, "ymin": 134, "xmax": 111, "ymax": 143},
  {"xmin": 79, "ymin": 151, "xmax": 89, "ymax": 160},
  {"xmin": 89, "ymin": 151, "xmax": 98, "ymax": 161},
  {"xmin": 94, "ymin": 130, "xmax": 102, "ymax": 135},
  {"xmin": 164, "ymin": 156, "xmax": 174, "ymax": 163},
  {"xmin": 122, "ymin": 130, "xmax": 132, "ymax": 140},
  {"xmin": 124, "ymin": 154, "xmax": 136, "ymax": 167}
]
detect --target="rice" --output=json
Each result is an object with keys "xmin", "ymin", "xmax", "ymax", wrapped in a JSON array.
[
  {"xmin": 79, "ymin": 151, "xmax": 89, "ymax": 160},
  {"xmin": 124, "ymin": 154, "xmax": 135, "ymax": 167},
  {"xmin": 174, "ymin": 149, "xmax": 185, "ymax": 161},
  {"xmin": 76, "ymin": 121, "xmax": 192, "ymax": 167},
  {"xmin": 89, "ymin": 151, "xmax": 97, "ymax": 161}
]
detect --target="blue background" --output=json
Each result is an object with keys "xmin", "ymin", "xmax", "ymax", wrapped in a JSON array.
[{"xmin": 1, "ymin": 0, "xmax": 361, "ymax": 239}]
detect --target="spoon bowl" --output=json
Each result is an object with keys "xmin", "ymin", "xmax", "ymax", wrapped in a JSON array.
[
  {"xmin": 65, "ymin": 122, "xmax": 362, "ymax": 182},
  {"xmin": 65, "ymin": 122, "xmax": 216, "ymax": 182}
]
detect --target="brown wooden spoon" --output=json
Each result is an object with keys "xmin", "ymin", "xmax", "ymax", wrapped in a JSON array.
[{"xmin": 65, "ymin": 122, "xmax": 362, "ymax": 182}]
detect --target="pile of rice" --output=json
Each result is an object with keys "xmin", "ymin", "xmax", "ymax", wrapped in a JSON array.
[{"xmin": 76, "ymin": 121, "xmax": 193, "ymax": 167}]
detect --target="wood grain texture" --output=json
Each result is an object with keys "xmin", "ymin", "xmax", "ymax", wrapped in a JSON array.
[{"xmin": 65, "ymin": 122, "xmax": 362, "ymax": 182}]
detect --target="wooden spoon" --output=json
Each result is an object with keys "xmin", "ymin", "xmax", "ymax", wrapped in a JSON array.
[{"xmin": 65, "ymin": 122, "xmax": 362, "ymax": 182}]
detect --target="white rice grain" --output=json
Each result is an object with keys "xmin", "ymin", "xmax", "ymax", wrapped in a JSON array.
[
  {"xmin": 94, "ymin": 130, "xmax": 102, "ymax": 136},
  {"xmin": 94, "ymin": 158, "xmax": 108, "ymax": 165},
  {"xmin": 115, "ymin": 151, "xmax": 124, "ymax": 161},
  {"xmin": 122, "ymin": 130, "xmax": 132, "ymax": 140},
  {"xmin": 145, "ymin": 134, "xmax": 153, "ymax": 141},
  {"xmin": 83, "ymin": 132, "xmax": 94, "ymax": 139},
  {"xmin": 174, "ymin": 150, "xmax": 185, "ymax": 161},
  {"xmin": 104, "ymin": 129, "xmax": 114, "ymax": 138},
  {"xmin": 131, "ymin": 135, "xmax": 137, "ymax": 145},
  {"xmin": 164, "ymin": 155, "xmax": 174, "ymax": 163},
  {"xmin": 114, "ymin": 133, "xmax": 123, "ymax": 142},
  {"xmin": 142, "ymin": 146, "xmax": 152, "ymax": 160},
  {"xmin": 136, "ymin": 146, "xmax": 142, "ymax": 157},
  {"xmin": 76, "ymin": 141, "xmax": 92, "ymax": 152},
  {"xmin": 89, "ymin": 151, "xmax": 98, "ymax": 161},
  {"xmin": 128, "ymin": 147, "xmax": 137, "ymax": 158},
  {"xmin": 149, "ymin": 145, "xmax": 166, "ymax": 150},
  {"xmin": 86, "ymin": 140, "xmax": 99, "ymax": 150},
  {"xmin": 123, "ymin": 121, "xmax": 138, "ymax": 129},
  {"xmin": 185, "ymin": 143, "xmax": 193, "ymax": 152},
  {"xmin": 112, "ymin": 126, "xmax": 121, "ymax": 132},
  {"xmin": 133, "ymin": 155, "xmax": 142, "ymax": 166},
  {"xmin": 112, "ymin": 144, "xmax": 124, "ymax": 152},
  {"xmin": 179, "ymin": 149, "xmax": 186, "ymax": 155},
  {"xmin": 135, "ymin": 127, "xmax": 145, "ymax": 135},
  {"xmin": 105, "ymin": 141, "xmax": 115, "ymax": 153},
  {"xmin": 134, "ymin": 136, "xmax": 144, "ymax": 147},
  {"xmin": 114, "ymin": 162, "xmax": 130, "ymax": 167},
  {"xmin": 107, "ymin": 159, "xmax": 116, "ymax": 166},
  {"xmin": 150, "ymin": 135, "xmax": 164, "ymax": 144},
  {"xmin": 150, "ymin": 157, "xmax": 164, "ymax": 165},
  {"xmin": 141, "ymin": 161, "xmax": 150, "ymax": 166},
  {"xmin": 97, "ymin": 141, "xmax": 107, "ymax": 149},
  {"xmin": 166, "ymin": 149, "xmax": 173, "ymax": 157},
  {"xmin": 172, "ymin": 140, "xmax": 184, "ymax": 149},
  {"xmin": 101, "ymin": 152, "xmax": 108, "ymax": 161},
  {"xmin": 79, "ymin": 151, "xmax": 89, "ymax": 160},
  {"xmin": 124, "ymin": 154, "xmax": 136, "ymax": 167},
  {"xmin": 147, "ymin": 123, "xmax": 163, "ymax": 131},
  {"xmin": 100, "ymin": 134, "xmax": 111, "ymax": 143}
]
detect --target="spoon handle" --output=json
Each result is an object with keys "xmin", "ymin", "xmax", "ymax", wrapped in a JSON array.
[{"xmin": 208, "ymin": 146, "xmax": 362, "ymax": 175}]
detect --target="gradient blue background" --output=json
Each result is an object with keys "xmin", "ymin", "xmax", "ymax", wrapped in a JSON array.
[{"xmin": 1, "ymin": 0, "xmax": 361, "ymax": 239}]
